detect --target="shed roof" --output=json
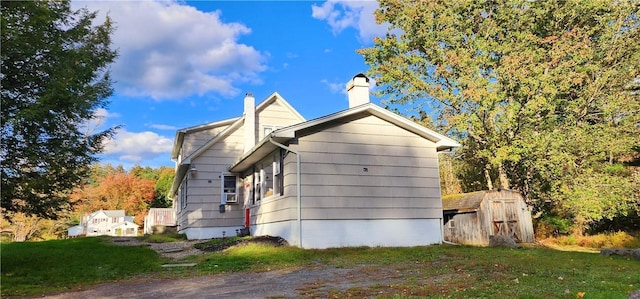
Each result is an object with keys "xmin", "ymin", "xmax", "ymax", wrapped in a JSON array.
[
  {"xmin": 442, "ymin": 191, "xmax": 486, "ymax": 213},
  {"xmin": 442, "ymin": 190, "xmax": 525, "ymax": 213}
]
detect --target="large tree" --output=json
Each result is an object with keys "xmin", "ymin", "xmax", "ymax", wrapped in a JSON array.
[
  {"xmin": 360, "ymin": 0, "xmax": 639, "ymax": 233},
  {"xmin": 71, "ymin": 172, "xmax": 155, "ymax": 225},
  {"xmin": 1, "ymin": 1, "xmax": 117, "ymax": 219}
]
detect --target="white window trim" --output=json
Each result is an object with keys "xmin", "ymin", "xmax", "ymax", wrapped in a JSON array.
[
  {"xmin": 221, "ymin": 172, "xmax": 238, "ymax": 204},
  {"xmin": 262, "ymin": 125, "xmax": 284, "ymax": 138},
  {"xmin": 259, "ymin": 168, "xmax": 266, "ymax": 200}
]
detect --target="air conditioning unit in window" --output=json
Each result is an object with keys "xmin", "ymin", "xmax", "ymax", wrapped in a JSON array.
[{"xmin": 224, "ymin": 193, "xmax": 237, "ymax": 203}]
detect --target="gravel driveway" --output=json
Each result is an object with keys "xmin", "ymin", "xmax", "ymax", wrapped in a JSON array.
[
  {"xmin": 40, "ymin": 266, "xmax": 361, "ymax": 299},
  {"xmin": 39, "ymin": 237, "xmax": 400, "ymax": 298}
]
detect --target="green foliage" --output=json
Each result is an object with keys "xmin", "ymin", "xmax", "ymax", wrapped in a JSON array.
[
  {"xmin": 1, "ymin": 237, "xmax": 161, "ymax": 296},
  {"xmin": 1, "ymin": 0, "xmax": 117, "ymax": 219},
  {"xmin": 359, "ymin": 0, "xmax": 640, "ymax": 234},
  {"xmin": 604, "ymin": 164, "xmax": 631, "ymax": 177},
  {"xmin": 152, "ymin": 167, "xmax": 175, "ymax": 208},
  {"xmin": 536, "ymin": 214, "xmax": 573, "ymax": 237},
  {"xmin": 193, "ymin": 236, "xmax": 247, "ymax": 249},
  {"xmin": 546, "ymin": 231, "xmax": 640, "ymax": 249}
]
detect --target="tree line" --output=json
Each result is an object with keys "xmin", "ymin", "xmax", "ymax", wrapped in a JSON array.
[
  {"xmin": 0, "ymin": 164, "xmax": 174, "ymax": 242},
  {"xmin": 2, "ymin": 0, "xmax": 638, "ymax": 242}
]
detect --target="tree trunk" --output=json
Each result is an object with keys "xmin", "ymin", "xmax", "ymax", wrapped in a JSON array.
[
  {"xmin": 484, "ymin": 164, "xmax": 494, "ymax": 190},
  {"xmin": 498, "ymin": 163, "xmax": 510, "ymax": 190}
]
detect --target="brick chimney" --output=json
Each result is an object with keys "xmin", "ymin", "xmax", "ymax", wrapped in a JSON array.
[
  {"xmin": 346, "ymin": 73, "xmax": 370, "ymax": 108},
  {"xmin": 243, "ymin": 93, "xmax": 256, "ymax": 153}
]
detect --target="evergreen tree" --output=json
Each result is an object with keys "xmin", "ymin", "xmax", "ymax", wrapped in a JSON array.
[{"xmin": 1, "ymin": 1, "xmax": 117, "ymax": 219}]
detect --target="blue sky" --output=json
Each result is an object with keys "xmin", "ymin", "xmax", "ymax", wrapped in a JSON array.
[{"xmin": 72, "ymin": 0, "xmax": 390, "ymax": 169}]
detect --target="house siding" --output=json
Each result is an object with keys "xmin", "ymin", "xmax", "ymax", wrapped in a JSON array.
[
  {"xmin": 181, "ymin": 125, "xmax": 230, "ymax": 160},
  {"xmin": 175, "ymin": 98, "xmax": 305, "ymax": 239},
  {"xmin": 256, "ymin": 100, "xmax": 303, "ymax": 140},
  {"xmin": 295, "ymin": 115, "xmax": 442, "ymax": 220},
  {"xmin": 177, "ymin": 129, "xmax": 244, "ymax": 234},
  {"xmin": 250, "ymin": 115, "xmax": 444, "ymax": 247}
]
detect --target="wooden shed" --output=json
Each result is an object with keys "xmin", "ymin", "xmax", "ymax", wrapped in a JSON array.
[{"xmin": 442, "ymin": 190, "xmax": 534, "ymax": 245}]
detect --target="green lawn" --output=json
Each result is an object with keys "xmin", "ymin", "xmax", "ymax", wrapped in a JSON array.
[
  {"xmin": 1, "ymin": 237, "xmax": 162, "ymax": 296},
  {"xmin": 2, "ymin": 238, "xmax": 638, "ymax": 298}
]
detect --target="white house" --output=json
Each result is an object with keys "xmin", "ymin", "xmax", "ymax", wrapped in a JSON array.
[
  {"xmin": 83, "ymin": 210, "xmax": 139, "ymax": 237},
  {"xmin": 170, "ymin": 74, "xmax": 460, "ymax": 248}
]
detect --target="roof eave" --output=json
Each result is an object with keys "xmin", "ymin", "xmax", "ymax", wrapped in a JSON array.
[
  {"xmin": 170, "ymin": 117, "xmax": 240, "ymax": 160},
  {"xmin": 170, "ymin": 130, "xmax": 186, "ymax": 159},
  {"xmin": 169, "ymin": 161, "xmax": 190, "ymax": 196},
  {"xmin": 228, "ymin": 135, "xmax": 291, "ymax": 173}
]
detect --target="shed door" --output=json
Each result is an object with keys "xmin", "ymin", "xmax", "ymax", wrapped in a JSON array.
[{"xmin": 490, "ymin": 200, "xmax": 521, "ymax": 242}]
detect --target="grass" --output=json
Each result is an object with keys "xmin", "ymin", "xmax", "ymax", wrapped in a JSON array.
[
  {"xmin": 2, "ymin": 237, "xmax": 639, "ymax": 298},
  {"xmin": 137, "ymin": 232, "xmax": 188, "ymax": 243},
  {"xmin": 181, "ymin": 243, "xmax": 639, "ymax": 298},
  {"xmin": 1, "ymin": 237, "xmax": 163, "ymax": 296}
]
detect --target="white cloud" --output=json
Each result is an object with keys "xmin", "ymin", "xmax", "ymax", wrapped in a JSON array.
[
  {"xmin": 72, "ymin": 0, "xmax": 266, "ymax": 100},
  {"xmin": 79, "ymin": 108, "xmax": 120, "ymax": 135},
  {"xmin": 103, "ymin": 129, "xmax": 173, "ymax": 162},
  {"xmin": 320, "ymin": 79, "xmax": 347, "ymax": 95},
  {"xmin": 311, "ymin": 0, "xmax": 387, "ymax": 42},
  {"xmin": 148, "ymin": 123, "xmax": 178, "ymax": 130},
  {"xmin": 93, "ymin": 108, "xmax": 120, "ymax": 120}
]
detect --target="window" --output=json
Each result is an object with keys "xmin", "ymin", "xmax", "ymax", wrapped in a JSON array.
[
  {"xmin": 221, "ymin": 173, "xmax": 238, "ymax": 204},
  {"xmin": 258, "ymin": 151, "xmax": 284, "ymax": 201},
  {"xmin": 274, "ymin": 150, "xmax": 284, "ymax": 196},
  {"xmin": 262, "ymin": 125, "xmax": 284, "ymax": 139},
  {"xmin": 254, "ymin": 170, "xmax": 261, "ymax": 203},
  {"xmin": 180, "ymin": 177, "xmax": 188, "ymax": 210},
  {"xmin": 263, "ymin": 125, "xmax": 274, "ymax": 137}
]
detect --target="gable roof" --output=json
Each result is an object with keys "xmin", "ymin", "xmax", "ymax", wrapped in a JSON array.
[
  {"xmin": 441, "ymin": 191, "xmax": 486, "ymax": 213},
  {"xmin": 169, "ymin": 92, "xmax": 305, "ymax": 195},
  {"xmin": 89, "ymin": 210, "xmax": 125, "ymax": 218},
  {"xmin": 442, "ymin": 190, "xmax": 525, "ymax": 213},
  {"xmin": 170, "ymin": 117, "xmax": 239, "ymax": 160},
  {"xmin": 229, "ymin": 102, "xmax": 460, "ymax": 172}
]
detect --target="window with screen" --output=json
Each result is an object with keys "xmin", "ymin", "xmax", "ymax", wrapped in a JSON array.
[{"xmin": 221, "ymin": 173, "xmax": 238, "ymax": 204}]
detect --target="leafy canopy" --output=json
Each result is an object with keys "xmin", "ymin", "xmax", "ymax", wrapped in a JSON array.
[
  {"xmin": 1, "ymin": 0, "xmax": 117, "ymax": 219},
  {"xmin": 359, "ymin": 0, "xmax": 639, "ymax": 233}
]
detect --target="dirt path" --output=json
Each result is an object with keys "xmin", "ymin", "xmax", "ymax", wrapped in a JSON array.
[
  {"xmin": 39, "ymin": 264, "xmax": 399, "ymax": 299},
  {"xmin": 37, "ymin": 238, "xmax": 405, "ymax": 298}
]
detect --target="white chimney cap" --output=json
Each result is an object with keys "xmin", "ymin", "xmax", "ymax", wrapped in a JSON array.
[{"xmin": 346, "ymin": 73, "xmax": 370, "ymax": 108}]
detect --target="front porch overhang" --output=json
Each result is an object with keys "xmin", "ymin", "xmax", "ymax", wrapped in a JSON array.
[{"xmin": 228, "ymin": 135, "xmax": 291, "ymax": 173}]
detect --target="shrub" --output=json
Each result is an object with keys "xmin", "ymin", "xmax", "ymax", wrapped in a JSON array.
[
  {"xmin": 545, "ymin": 231, "xmax": 639, "ymax": 249},
  {"xmin": 535, "ymin": 215, "xmax": 572, "ymax": 238},
  {"xmin": 138, "ymin": 232, "xmax": 187, "ymax": 243}
]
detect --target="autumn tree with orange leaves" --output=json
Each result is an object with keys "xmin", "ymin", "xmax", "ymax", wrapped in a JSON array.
[{"xmin": 71, "ymin": 172, "xmax": 155, "ymax": 225}]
